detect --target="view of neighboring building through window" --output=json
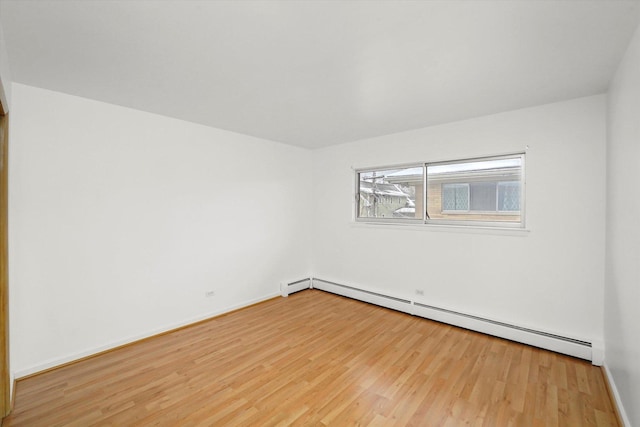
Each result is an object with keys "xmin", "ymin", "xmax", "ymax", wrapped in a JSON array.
[
  {"xmin": 356, "ymin": 154, "xmax": 524, "ymax": 227},
  {"xmin": 427, "ymin": 157, "xmax": 522, "ymax": 224},
  {"xmin": 442, "ymin": 183, "xmax": 469, "ymax": 211}
]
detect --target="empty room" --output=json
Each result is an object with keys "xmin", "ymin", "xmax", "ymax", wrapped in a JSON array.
[{"xmin": 0, "ymin": 0, "xmax": 639, "ymax": 425}]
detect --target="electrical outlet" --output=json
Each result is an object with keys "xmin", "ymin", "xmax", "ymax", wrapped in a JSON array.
[
  {"xmin": 415, "ymin": 289, "xmax": 424, "ymax": 296},
  {"xmin": 205, "ymin": 290, "xmax": 215, "ymax": 298}
]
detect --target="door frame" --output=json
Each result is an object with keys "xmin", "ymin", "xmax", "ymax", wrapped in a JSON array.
[{"xmin": 0, "ymin": 78, "xmax": 10, "ymax": 418}]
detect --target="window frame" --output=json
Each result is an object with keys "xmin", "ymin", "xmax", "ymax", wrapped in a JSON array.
[{"xmin": 354, "ymin": 153, "xmax": 525, "ymax": 229}]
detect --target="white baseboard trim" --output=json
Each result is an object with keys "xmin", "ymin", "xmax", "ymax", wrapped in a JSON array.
[
  {"xmin": 312, "ymin": 277, "xmax": 595, "ymax": 362},
  {"xmin": 13, "ymin": 292, "xmax": 280, "ymax": 380},
  {"xmin": 603, "ymin": 363, "xmax": 631, "ymax": 427}
]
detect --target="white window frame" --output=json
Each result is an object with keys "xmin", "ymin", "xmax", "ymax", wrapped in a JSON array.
[{"xmin": 354, "ymin": 153, "xmax": 525, "ymax": 229}]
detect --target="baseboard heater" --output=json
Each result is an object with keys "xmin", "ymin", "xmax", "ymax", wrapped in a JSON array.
[
  {"xmin": 280, "ymin": 278, "xmax": 312, "ymax": 297},
  {"xmin": 311, "ymin": 278, "xmax": 414, "ymax": 314},
  {"xmin": 310, "ymin": 277, "xmax": 596, "ymax": 363}
]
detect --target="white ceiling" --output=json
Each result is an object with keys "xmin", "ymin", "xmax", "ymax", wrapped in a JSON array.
[{"xmin": 1, "ymin": 1, "xmax": 639, "ymax": 149}]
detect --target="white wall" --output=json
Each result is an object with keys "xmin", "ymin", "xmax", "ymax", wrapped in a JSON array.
[
  {"xmin": 605, "ymin": 22, "xmax": 640, "ymax": 427},
  {"xmin": 312, "ymin": 95, "xmax": 606, "ymax": 345},
  {"xmin": 8, "ymin": 83, "xmax": 312, "ymax": 376}
]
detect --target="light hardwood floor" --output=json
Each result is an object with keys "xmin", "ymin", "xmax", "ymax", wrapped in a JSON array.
[{"xmin": 3, "ymin": 290, "xmax": 619, "ymax": 426}]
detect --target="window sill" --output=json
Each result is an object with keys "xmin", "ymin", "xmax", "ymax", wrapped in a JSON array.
[
  {"xmin": 352, "ymin": 220, "xmax": 530, "ymax": 235},
  {"xmin": 440, "ymin": 211, "xmax": 520, "ymax": 216}
]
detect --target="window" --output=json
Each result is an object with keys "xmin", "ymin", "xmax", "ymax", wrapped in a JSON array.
[
  {"xmin": 427, "ymin": 156, "xmax": 523, "ymax": 225},
  {"xmin": 356, "ymin": 165, "xmax": 424, "ymax": 222},
  {"xmin": 442, "ymin": 181, "xmax": 521, "ymax": 213},
  {"xmin": 356, "ymin": 154, "xmax": 524, "ymax": 228},
  {"xmin": 442, "ymin": 184, "xmax": 469, "ymax": 211},
  {"xmin": 498, "ymin": 181, "xmax": 520, "ymax": 211}
]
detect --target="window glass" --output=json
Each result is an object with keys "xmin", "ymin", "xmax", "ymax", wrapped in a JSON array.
[
  {"xmin": 442, "ymin": 184, "xmax": 469, "ymax": 211},
  {"xmin": 498, "ymin": 181, "xmax": 520, "ymax": 211},
  {"xmin": 357, "ymin": 166, "xmax": 423, "ymax": 220},
  {"xmin": 426, "ymin": 156, "xmax": 523, "ymax": 225},
  {"xmin": 356, "ymin": 154, "xmax": 524, "ymax": 228},
  {"xmin": 470, "ymin": 182, "xmax": 497, "ymax": 211}
]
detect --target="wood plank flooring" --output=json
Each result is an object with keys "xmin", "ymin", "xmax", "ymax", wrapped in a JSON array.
[{"xmin": 2, "ymin": 290, "xmax": 619, "ymax": 426}]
